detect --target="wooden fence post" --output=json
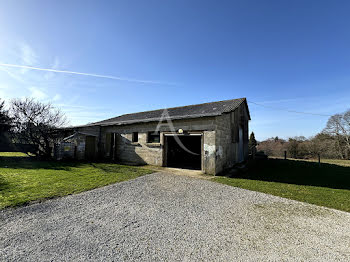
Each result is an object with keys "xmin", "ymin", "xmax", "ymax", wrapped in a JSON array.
[{"xmin": 284, "ymin": 151, "xmax": 287, "ymax": 160}]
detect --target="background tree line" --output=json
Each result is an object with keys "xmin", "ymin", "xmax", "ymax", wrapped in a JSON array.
[{"xmin": 256, "ymin": 109, "xmax": 350, "ymax": 160}]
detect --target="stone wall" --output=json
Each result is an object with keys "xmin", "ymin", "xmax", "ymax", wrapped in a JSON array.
[
  {"xmin": 215, "ymin": 112, "xmax": 234, "ymax": 174},
  {"xmin": 203, "ymin": 130, "xmax": 216, "ymax": 174},
  {"xmin": 54, "ymin": 142, "xmax": 75, "ymax": 160},
  {"xmin": 214, "ymin": 103, "xmax": 250, "ymax": 174},
  {"xmin": 56, "ymin": 127, "xmax": 101, "ymax": 160},
  {"xmin": 74, "ymin": 126, "xmax": 101, "ymax": 159},
  {"xmin": 100, "ymin": 117, "xmax": 216, "ymax": 174},
  {"xmin": 115, "ymin": 132, "xmax": 163, "ymax": 166},
  {"xmin": 75, "ymin": 134, "xmax": 87, "ymax": 160}
]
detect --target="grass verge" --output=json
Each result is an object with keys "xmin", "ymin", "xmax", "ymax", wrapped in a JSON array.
[
  {"xmin": 0, "ymin": 153, "xmax": 153, "ymax": 209},
  {"xmin": 213, "ymin": 158, "xmax": 350, "ymax": 212},
  {"xmin": 271, "ymin": 157, "xmax": 350, "ymax": 167}
]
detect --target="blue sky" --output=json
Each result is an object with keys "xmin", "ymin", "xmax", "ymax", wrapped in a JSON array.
[{"xmin": 0, "ymin": 0, "xmax": 349, "ymax": 140}]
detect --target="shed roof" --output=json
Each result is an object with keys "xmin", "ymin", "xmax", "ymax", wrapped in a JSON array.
[
  {"xmin": 82, "ymin": 98, "xmax": 250, "ymax": 127},
  {"xmin": 62, "ymin": 131, "xmax": 98, "ymax": 141}
]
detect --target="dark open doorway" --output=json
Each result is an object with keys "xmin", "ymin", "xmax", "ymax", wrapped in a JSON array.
[
  {"xmin": 85, "ymin": 136, "xmax": 96, "ymax": 160},
  {"xmin": 166, "ymin": 135, "xmax": 202, "ymax": 170}
]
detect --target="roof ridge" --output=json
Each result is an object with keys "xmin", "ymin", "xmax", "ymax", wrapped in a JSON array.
[{"xmin": 95, "ymin": 98, "xmax": 246, "ymax": 124}]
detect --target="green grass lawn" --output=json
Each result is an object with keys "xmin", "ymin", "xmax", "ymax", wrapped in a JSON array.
[
  {"xmin": 0, "ymin": 152, "xmax": 31, "ymax": 157},
  {"xmin": 271, "ymin": 156, "xmax": 350, "ymax": 167},
  {"xmin": 213, "ymin": 158, "xmax": 350, "ymax": 212},
  {"xmin": 0, "ymin": 152, "xmax": 153, "ymax": 209}
]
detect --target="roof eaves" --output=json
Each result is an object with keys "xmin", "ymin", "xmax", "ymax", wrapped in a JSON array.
[{"xmin": 98, "ymin": 112, "xmax": 222, "ymax": 126}]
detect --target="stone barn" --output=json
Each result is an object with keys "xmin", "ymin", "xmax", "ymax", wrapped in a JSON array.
[{"xmin": 59, "ymin": 98, "xmax": 250, "ymax": 175}]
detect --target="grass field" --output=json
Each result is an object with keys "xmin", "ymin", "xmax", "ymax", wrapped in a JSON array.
[
  {"xmin": 0, "ymin": 152, "xmax": 153, "ymax": 209},
  {"xmin": 213, "ymin": 158, "xmax": 350, "ymax": 212},
  {"xmin": 271, "ymin": 156, "xmax": 350, "ymax": 167}
]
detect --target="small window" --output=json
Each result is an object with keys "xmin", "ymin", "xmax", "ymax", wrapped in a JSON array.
[
  {"xmin": 148, "ymin": 131, "xmax": 160, "ymax": 143},
  {"xmin": 132, "ymin": 132, "xmax": 138, "ymax": 143}
]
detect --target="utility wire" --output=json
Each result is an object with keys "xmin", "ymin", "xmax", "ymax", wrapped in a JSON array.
[{"xmin": 248, "ymin": 100, "xmax": 332, "ymax": 117}]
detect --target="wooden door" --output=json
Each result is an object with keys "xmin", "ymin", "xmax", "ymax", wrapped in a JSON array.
[{"xmin": 85, "ymin": 136, "xmax": 96, "ymax": 160}]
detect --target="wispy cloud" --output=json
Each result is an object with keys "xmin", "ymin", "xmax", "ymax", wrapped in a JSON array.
[
  {"xmin": 26, "ymin": 87, "xmax": 61, "ymax": 103},
  {"xmin": 18, "ymin": 43, "xmax": 38, "ymax": 74},
  {"xmin": 0, "ymin": 84, "xmax": 11, "ymax": 100},
  {"xmin": 248, "ymin": 100, "xmax": 332, "ymax": 117},
  {"xmin": 55, "ymin": 103, "xmax": 112, "ymax": 126},
  {"xmin": 44, "ymin": 56, "xmax": 60, "ymax": 80},
  {"xmin": 56, "ymin": 103, "xmax": 108, "ymax": 110},
  {"xmin": 0, "ymin": 63, "xmax": 176, "ymax": 85},
  {"xmin": 19, "ymin": 43, "xmax": 38, "ymax": 65},
  {"xmin": 28, "ymin": 86, "xmax": 48, "ymax": 100},
  {"xmin": 0, "ymin": 67, "xmax": 27, "ymax": 84},
  {"xmin": 52, "ymin": 94, "xmax": 61, "ymax": 101}
]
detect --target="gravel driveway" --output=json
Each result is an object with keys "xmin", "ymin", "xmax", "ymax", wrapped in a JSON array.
[{"xmin": 1, "ymin": 172, "xmax": 350, "ymax": 261}]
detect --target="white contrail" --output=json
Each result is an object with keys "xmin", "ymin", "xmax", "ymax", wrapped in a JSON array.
[{"xmin": 0, "ymin": 62, "xmax": 175, "ymax": 85}]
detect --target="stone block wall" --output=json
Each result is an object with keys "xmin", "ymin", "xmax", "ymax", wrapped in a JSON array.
[
  {"xmin": 214, "ymin": 103, "xmax": 250, "ymax": 174},
  {"xmin": 115, "ymin": 132, "xmax": 163, "ymax": 166},
  {"xmin": 203, "ymin": 130, "xmax": 216, "ymax": 174},
  {"xmin": 75, "ymin": 126, "xmax": 101, "ymax": 159},
  {"xmin": 54, "ymin": 142, "xmax": 75, "ymax": 160},
  {"xmin": 215, "ymin": 112, "xmax": 234, "ymax": 174},
  {"xmin": 75, "ymin": 134, "xmax": 87, "ymax": 160},
  {"xmin": 100, "ymin": 117, "xmax": 216, "ymax": 174}
]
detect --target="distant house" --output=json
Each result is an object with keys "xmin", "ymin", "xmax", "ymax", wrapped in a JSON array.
[{"xmin": 58, "ymin": 98, "xmax": 250, "ymax": 175}]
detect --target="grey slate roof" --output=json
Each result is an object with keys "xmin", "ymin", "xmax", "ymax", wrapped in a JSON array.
[{"xmin": 87, "ymin": 98, "xmax": 249, "ymax": 127}]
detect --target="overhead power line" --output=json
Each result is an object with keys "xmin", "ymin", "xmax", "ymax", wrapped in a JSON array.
[{"xmin": 248, "ymin": 101, "xmax": 332, "ymax": 117}]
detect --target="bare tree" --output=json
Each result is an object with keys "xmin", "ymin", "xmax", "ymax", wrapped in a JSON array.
[
  {"xmin": 323, "ymin": 110, "xmax": 350, "ymax": 159},
  {"xmin": 10, "ymin": 98, "xmax": 67, "ymax": 158}
]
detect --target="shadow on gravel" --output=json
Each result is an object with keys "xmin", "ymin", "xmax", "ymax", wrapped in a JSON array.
[{"xmin": 232, "ymin": 159, "xmax": 350, "ymax": 190}]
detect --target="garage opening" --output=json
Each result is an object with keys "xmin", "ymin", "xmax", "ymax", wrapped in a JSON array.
[{"xmin": 166, "ymin": 135, "xmax": 202, "ymax": 170}]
